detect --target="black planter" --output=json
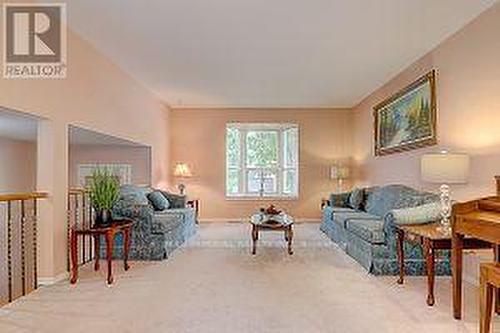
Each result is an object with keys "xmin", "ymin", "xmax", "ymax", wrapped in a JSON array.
[{"xmin": 94, "ymin": 209, "xmax": 112, "ymax": 227}]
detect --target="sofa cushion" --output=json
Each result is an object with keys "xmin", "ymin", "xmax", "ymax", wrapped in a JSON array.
[
  {"xmin": 333, "ymin": 211, "xmax": 380, "ymax": 228},
  {"xmin": 346, "ymin": 219, "xmax": 385, "ymax": 244},
  {"xmin": 147, "ymin": 191, "xmax": 170, "ymax": 211},
  {"xmin": 365, "ymin": 185, "xmax": 429, "ymax": 217},
  {"xmin": 349, "ymin": 188, "xmax": 364, "ymax": 210}
]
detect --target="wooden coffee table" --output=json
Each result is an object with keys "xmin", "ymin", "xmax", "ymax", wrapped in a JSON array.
[
  {"xmin": 396, "ymin": 222, "xmax": 491, "ymax": 306},
  {"xmin": 250, "ymin": 213, "xmax": 294, "ymax": 255}
]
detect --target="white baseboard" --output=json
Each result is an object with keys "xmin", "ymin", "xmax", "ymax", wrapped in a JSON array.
[
  {"xmin": 198, "ymin": 218, "xmax": 320, "ymax": 224},
  {"xmin": 38, "ymin": 271, "xmax": 69, "ymax": 286}
]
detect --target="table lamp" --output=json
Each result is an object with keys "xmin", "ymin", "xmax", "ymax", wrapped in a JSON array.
[
  {"xmin": 173, "ymin": 163, "xmax": 192, "ymax": 195},
  {"xmin": 421, "ymin": 151, "xmax": 469, "ymax": 231},
  {"xmin": 330, "ymin": 165, "xmax": 350, "ymax": 193}
]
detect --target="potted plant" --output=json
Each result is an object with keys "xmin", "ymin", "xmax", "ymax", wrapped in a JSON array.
[{"xmin": 89, "ymin": 168, "xmax": 120, "ymax": 226}]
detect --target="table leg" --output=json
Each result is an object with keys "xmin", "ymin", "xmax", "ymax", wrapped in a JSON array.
[
  {"xmin": 397, "ymin": 229, "xmax": 405, "ymax": 285},
  {"xmin": 452, "ymin": 231, "xmax": 464, "ymax": 319},
  {"xmin": 124, "ymin": 228, "xmax": 131, "ymax": 271},
  {"xmin": 287, "ymin": 226, "xmax": 293, "ymax": 255},
  {"xmin": 105, "ymin": 230, "xmax": 114, "ymax": 285},
  {"xmin": 493, "ymin": 244, "xmax": 500, "ymax": 315},
  {"xmin": 424, "ymin": 238, "xmax": 435, "ymax": 306},
  {"xmin": 70, "ymin": 229, "xmax": 78, "ymax": 284},
  {"xmin": 94, "ymin": 234, "xmax": 100, "ymax": 271},
  {"xmin": 251, "ymin": 225, "xmax": 258, "ymax": 255},
  {"xmin": 480, "ymin": 265, "xmax": 494, "ymax": 333}
]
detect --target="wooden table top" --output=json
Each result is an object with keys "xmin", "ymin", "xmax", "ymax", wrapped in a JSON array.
[
  {"xmin": 249, "ymin": 213, "xmax": 294, "ymax": 227},
  {"xmin": 72, "ymin": 219, "xmax": 134, "ymax": 234},
  {"xmin": 459, "ymin": 211, "xmax": 500, "ymax": 225},
  {"xmin": 399, "ymin": 222, "xmax": 450, "ymax": 240}
]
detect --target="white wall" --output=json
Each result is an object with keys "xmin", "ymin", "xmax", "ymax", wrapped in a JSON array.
[{"xmin": 68, "ymin": 144, "xmax": 152, "ymax": 187}]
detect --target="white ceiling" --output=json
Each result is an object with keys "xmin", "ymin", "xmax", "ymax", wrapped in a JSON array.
[{"xmin": 53, "ymin": 0, "xmax": 497, "ymax": 107}]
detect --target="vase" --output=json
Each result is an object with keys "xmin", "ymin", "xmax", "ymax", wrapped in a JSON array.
[{"xmin": 94, "ymin": 209, "xmax": 112, "ymax": 227}]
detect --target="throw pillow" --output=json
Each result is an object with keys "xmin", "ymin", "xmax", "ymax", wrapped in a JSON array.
[
  {"xmin": 119, "ymin": 185, "xmax": 151, "ymax": 205},
  {"xmin": 349, "ymin": 188, "xmax": 364, "ymax": 210},
  {"xmin": 329, "ymin": 192, "xmax": 351, "ymax": 207},
  {"xmin": 147, "ymin": 191, "xmax": 170, "ymax": 211},
  {"xmin": 388, "ymin": 202, "xmax": 441, "ymax": 225}
]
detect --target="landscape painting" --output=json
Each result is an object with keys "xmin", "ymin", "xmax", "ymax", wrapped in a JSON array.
[{"xmin": 374, "ymin": 70, "xmax": 437, "ymax": 156}]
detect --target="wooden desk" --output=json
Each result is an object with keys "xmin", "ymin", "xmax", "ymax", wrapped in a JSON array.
[
  {"xmin": 70, "ymin": 219, "xmax": 134, "ymax": 285},
  {"xmin": 397, "ymin": 223, "xmax": 490, "ymax": 306},
  {"xmin": 452, "ymin": 197, "xmax": 500, "ymax": 319}
]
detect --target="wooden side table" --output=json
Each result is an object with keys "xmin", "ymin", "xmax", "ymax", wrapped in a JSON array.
[
  {"xmin": 70, "ymin": 219, "xmax": 134, "ymax": 285},
  {"xmin": 187, "ymin": 199, "xmax": 200, "ymax": 223},
  {"xmin": 396, "ymin": 222, "xmax": 491, "ymax": 306}
]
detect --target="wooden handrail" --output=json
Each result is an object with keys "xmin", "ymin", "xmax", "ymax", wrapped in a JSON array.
[
  {"xmin": 0, "ymin": 192, "xmax": 48, "ymax": 202},
  {"xmin": 69, "ymin": 188, "xmax": 89, "ymax": 195},
  {"xmin": 0, "ymin": 191, "xmax": 48, "ymax": 306}
]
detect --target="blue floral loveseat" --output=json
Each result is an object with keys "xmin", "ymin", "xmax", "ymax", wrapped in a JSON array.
[
  {"xmin": 110, "ymin": 185, "xmax": 197, "ymax": 260},
  {"xmin": 320, "ymin": 184, "xmax": 450, "ymax": 275}
]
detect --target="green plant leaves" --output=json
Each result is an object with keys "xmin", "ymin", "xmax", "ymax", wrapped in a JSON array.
[{"xmin": 88, "ymin": 168, "xmax": 120, "ymax": 210}]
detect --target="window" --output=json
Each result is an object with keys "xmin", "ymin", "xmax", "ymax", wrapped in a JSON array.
[{"xmin": 226, "ymin": 123, "xmax": 299, "ymax": 198}]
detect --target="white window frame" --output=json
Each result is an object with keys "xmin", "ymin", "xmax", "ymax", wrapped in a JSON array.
[{"xmin": 226, "ymin": 123, "xmax": 299, "ymax": 199}]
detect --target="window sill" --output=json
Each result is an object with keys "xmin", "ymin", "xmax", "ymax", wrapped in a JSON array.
[{"xmin": 225, "ymin": 196, "xmax": 299, "ymax": 201}]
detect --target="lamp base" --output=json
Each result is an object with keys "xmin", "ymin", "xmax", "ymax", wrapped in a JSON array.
[
  {"xmin": 336, "ymin": 179, "xmax": 344, "ymax": 194},
  {"xmin": 439, "ymin": 184, "xmax": 451, "ymax": 234},
  {"xmin": 178, "ymin": 183, "xmax": 186, "ymax": 196}
]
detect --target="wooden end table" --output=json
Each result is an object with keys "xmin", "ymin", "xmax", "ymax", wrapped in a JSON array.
[
  {"xmin": 249, "ymin": 213, "xmax": 294, "ymax": 255},
  {"xmin": 70, "ymin": 219, "xmax": 134, "ymax": 285},
  {"xmin": 396, "ymin": 222, "xmax": 491, "ymax": 306},
  {"xmin": 187, "ymin": 199, "xmax": 200, "ymax": 224}
]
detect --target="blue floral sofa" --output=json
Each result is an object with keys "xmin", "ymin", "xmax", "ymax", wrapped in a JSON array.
[
  {"xmin": 110, "ymin": 185, "xmax": 197, "ymax": 260},
  {"xmin": 320, "ymin": 184, "xmax": 450, "ymax": 275}
]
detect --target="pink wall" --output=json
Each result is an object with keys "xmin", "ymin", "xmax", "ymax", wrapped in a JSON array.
[
  {"xmin": 170, "ymin": 108, "xmax": 352, "ymax": 221},
  {"xmin": 68, "ymin": 145, "xmax": 152, "ymax": 187},
  {"xmin": 352, "ymin": 3, "xmax": 500, "ymax": 201},
  {"xmin": 0, "ymin": 0, "xmax": 170, "ymax": 279},
  {"xmin": 0, "ymin": 138, "xmax": 36, "ymax": 192}
]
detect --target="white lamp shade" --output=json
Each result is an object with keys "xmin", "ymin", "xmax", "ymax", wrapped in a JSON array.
[
  {"xmin": 174, "ymin": 163, "xmax": 193, "ymax": 178},
  {"xmin": 330, "ymin": 165, "xmax": 350, "ymax": 180},
  {"xmin": 421, "ymin": 152, "xmax": 469, "ymax": 184}
]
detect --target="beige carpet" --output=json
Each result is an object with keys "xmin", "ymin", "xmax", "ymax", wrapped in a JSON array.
[{"xmin": 0, "ymin": 223, "xmax": 498, "ymax": 333}]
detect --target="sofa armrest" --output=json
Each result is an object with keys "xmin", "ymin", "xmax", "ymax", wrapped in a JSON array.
[
  {"xmin": 384, "ymin": 202, "xmax": 441, "ymax": 231},
  {"xmin": 163, "ymin": 207, "xmax": 194, "ymax": 215},
  {"xmin": 321, "ymin": 198, "xmax": 330, "ymax": 209}
]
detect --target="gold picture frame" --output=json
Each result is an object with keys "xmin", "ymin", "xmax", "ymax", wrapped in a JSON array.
[{"xmin": 373, "ymin": 70, "xmax": 437, "ymax": 156}]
